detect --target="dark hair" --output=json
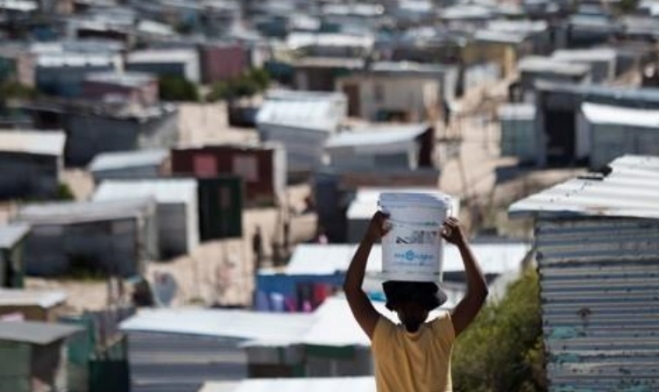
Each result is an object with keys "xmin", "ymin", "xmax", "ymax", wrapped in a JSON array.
[{"xmin": 383, "ymin": 281, "xmax": 442, "ymax": 311}]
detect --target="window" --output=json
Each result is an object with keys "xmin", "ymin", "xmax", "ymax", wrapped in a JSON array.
[
  {"xmin": 193, "ymin": 155, "xmax": 217, "ymax": 177},
  {"xmin": 232, "ymin": 155, "xmax": 259, "ymax": 182}
]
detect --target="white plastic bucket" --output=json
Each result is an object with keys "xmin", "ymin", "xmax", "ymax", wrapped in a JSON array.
[{"xmin": 378, "ymin": 192, "xmax": 453, "ymax": 282}]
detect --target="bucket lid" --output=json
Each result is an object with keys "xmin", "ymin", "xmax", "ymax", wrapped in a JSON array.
[{"xmin": 379, "ymin": 192, "xmax": 453, "ymax": 208}]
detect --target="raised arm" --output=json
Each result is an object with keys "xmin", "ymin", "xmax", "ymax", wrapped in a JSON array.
[
  {"xmin": 343, "ymin": 211, "xmax": 387, "ymax": 339},
  {"xmin": 441, "ymin": 217, "xmax": 488, "ymax": 336}
]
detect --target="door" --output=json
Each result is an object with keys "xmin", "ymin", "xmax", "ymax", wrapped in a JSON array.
[
  {"xmin": 544, "ymin": 109, "xmax": 576, "ymax": 166},
  {"xmin": 342, "ymin": 83, "xmax": 360, "ymax": 118}
]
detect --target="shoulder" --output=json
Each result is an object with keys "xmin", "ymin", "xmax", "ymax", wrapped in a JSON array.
[
  {"xmin": 429, "ymin": 312, "xmax": 456, "ymax": 344},
  {"xmin": 372, "ymin": 316, "xmax": 398, "ymax": 350}
]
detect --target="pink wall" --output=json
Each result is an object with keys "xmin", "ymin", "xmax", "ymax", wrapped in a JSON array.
[{"xmin": 201, "ymin": 44, "xmax": 249, "ymax": 84}]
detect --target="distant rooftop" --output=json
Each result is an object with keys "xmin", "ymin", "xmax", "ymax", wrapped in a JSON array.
[
  {"xmin": 201, "ymin": 378, "xmax": 375, "ymax": 392},
  {"xmin": 0, "ymin": 223, "xmax": 30, "ymax": 249},
  {"xmin": 518, "ymin": 56, "xmax": 591, "ymax": 76},
  {"xmin": 93, "ymin": 179, "xmax": 197, "ymax": 204},
  {"xmin": 325, "ymin": 124, "xmax": 428, "ymax": 149},
  {"xmin": 0, "ymin": 289, "xmax": 66, "ymax": 308},
  {"xmin": 582, "ymin": 102, "xmax": 659, "ymax": 128},
  {"xmin": 256, "ymin": 90, "xmax": 346, "ymax": 133},
  {"xmin": 14, "ymin": 197, "xmax": 155, "ymax": 226},
  {"xmin": 0, "ymin": 130, "xmax": 65, "ymax": 157},
  {"xmin": 0, "ymin": 321, "xmax": 80, "ymax": 345},
  {"xmin": 126, "ymin": 48, "xmax": 198, "ymax": 64},
  {"xmin": 497, "ymin": 103, "xmax": 536, "ymax": 120},
  {"xmin": 85, "ymin": 71, "xmax": 156, "ymax": 87},
  {"xmin": 552, "ymin": 48, "xmax": 617, "ymax": 62},
  {"xmin": 287, "ymin": 32, "xmax": 374, "ymax": 50},
  {"xmin": 88, "ymin": 149, "xmax": 169, "ymax": 172}
]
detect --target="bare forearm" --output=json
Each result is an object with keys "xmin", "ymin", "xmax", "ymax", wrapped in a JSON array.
[
  {"xmin": 457, "ymin": 239, "xmax": 488, "ymax": 300},
  {"xmin": 343, "ymin": 233, "xmax": 375, "ymax": 293}
]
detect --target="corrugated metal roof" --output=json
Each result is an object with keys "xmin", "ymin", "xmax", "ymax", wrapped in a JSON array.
[
  {"xmin": 325, "ymin": 124, "xmax": 427, "ymax": 149},
  {"xmin": 518, "ymin": 56, "xmax": 591, "ymax": 76},
  {"xmin": 475, "ymin": 30, "xmax": 527, "ymax": 44},
  {"xmin": 536, "ymin": 82, "xmax": 659, "ymax": 106},
  {"xmin": 487, "ymin": 19, "xmax": 548, "ymax": 33},
  {"xmin": 286, "ymin": 32, "xmax": 374, "ymax": 50},
  {"xmin": 509, "ymin": 158, "xmax": 659, "ymax": 219},
  {"xmin": 37, "ymin": 52, "xmax": 118, "ymax": 67},
  {"xmin": 0, "ymin": 223, "xmax": 29, "ymax": 248},
  {"xmin": 552, "ymin": 48, "xmax": 617, "ymax": 62},
  {"xmin": 256, "ymin": 90, "xmax": 345, "ymax": 133},
  {"xmin": 285, "ymin": 242, "xmax": 530, "ymax": 277},
  {"xmin": 85, "ymin": 71, "xmax": 156, "ymax": 87},
  {"xmin": 582, "ymin": 102, "xmax": 659, "ymax": 128},
  {"xmin": 121, "ymin": 309, "xmax": 316, "ymax": 342},
  {"xmin": 127, "ymin": 49, "xmax": 198, "ymax": 63},
  {"xmin": 608, "ymin": 155, "xmax": 659, "ymax": 176},
  {"xmin": 88, "ymin": 149, "xmax": 169, "ymax": 172},
  {"xmin": 300, "ymin": 297, "xmax": 445, "ymax": 347},
  {"xmin": 0, "ymin": 289, "xmax": 66, "ymax": 308},
  {"xmin": 14, "ymin": 197, "xmax": 156, "ymax": 225},
  {"xmin": 497, "ymin": 103, "xmax": 536, "ymax": 120},
  {"xmin": 347, "ymin": 188, "xmax": 460, "ymax": 220},
  {"xmin": 93, "ymin": 179, "xmax": 197, "ymax": 204},
  {"xmin": 0, "ymin": 0, "xmax": 38, "ymax": 12},
  {"xmin": 510, "ymin": 155, "xmax": 659, "ymax": 390},
  {"xmin": 0, "ymin": 321, "xmax": 80, "ymax": 345},
  {"xmin": 0, "ymin": 130, "xmax": 65, "ymax": 156},
  {"xmin": 200, "ymin": 377, "xmax": 376, "ymax": 392}
]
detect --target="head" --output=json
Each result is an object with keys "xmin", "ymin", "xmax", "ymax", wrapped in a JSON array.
[
  {"xmin": 390, "ymin": 300, "xmax": 429, "ymax": 333},
  {"xmin": 383, "ymin": 281, "xmax": 445, "ymax": 333}
]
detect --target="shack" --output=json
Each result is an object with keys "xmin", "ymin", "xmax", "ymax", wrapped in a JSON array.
[
  {"xmin": 0, "ymin": 321, "xmax": 81, "ymax": 392},
  {"xmin": 170, "ymin": 144, "xmax": 286, "ymax": 207},
  {"xmin": 93, "ymin": 179, "xmax": 199, "ymax": 258},
  {"xmin": 12, "ymin": 198, "xmax": 158, "ymax": 277},
  {"xmin": 0, "ymin": 289, "xmax": 66, "ymax": 322},
  {"xmin": 509, "ymin": 154, "xmax": 659, "ymax": 392},
  {"xmin": 0, "ymin": 130, "xmax": 66, "ymax": 200},
  {"xmin": 497, "ymin": 103, "xmax": 537, "ymax": 164},
  {"xmin": 256, "ymin": 90, "xmax": 346, "ymax": 177},
  {"xmin": 0, "ymin": 223, "xmax": 30, "ymax": 288},
  {"xmin": 324, "ymin": 124, "xmax": 434, "ymax": 171},
  {"xmin": 88, "ymin": 149, "xmax": 170, "ymax": 184}
]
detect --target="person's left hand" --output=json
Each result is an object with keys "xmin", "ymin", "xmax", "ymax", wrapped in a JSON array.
[{"xmin": 441, "ymin": 217, "xmax": 467, "ymax": 245}]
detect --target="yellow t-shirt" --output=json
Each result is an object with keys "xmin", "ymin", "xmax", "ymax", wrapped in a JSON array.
[{"xmin": 371, "ymin": 313, "xmax": 456, "ymax": 392}]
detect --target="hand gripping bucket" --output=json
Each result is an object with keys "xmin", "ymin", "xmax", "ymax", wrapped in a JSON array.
[{"xmin": 379, "ymin": 192, "xmax": 453, "ymax": 282}]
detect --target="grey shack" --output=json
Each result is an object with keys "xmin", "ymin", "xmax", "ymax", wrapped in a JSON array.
[
  {"xmin": 0, "ymin": 320, "xmax": 81, "ymax": 392},
  {"xmin": 11, "ymin": 198, "xmax": 158, "ymax": 277},
  {"xmin": 0, "ymin": 130, "xmax": 66, "ymax": 201}
]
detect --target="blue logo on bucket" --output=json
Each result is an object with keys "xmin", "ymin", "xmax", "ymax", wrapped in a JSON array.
[{"xmin": 394, "ymin": 250, "xmax": 434, "ymax": 265}]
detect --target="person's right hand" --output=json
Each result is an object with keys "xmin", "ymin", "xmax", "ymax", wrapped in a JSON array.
[{"xmin": 367, "ymin": 211, "xmax": 390, "ymax": 241}]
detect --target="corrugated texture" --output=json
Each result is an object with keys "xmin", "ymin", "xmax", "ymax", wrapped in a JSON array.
[
  {"xmin": 509, "ymin": 172, "xmax": 659, "ymax": 220},
  {"xmin": 128, "ymin": 332, "xmax": 246, "ymax": 392},
  {"xmin": 510, "ymin": 157, "xmax": 659, "ymax": 391},
  {"xmin": 536, "ymin": 217, "xmax": 659, "ymax": 392},
  {"xmin": 201, "ymin": 377, "xmax": 376, "ymax": 392}
]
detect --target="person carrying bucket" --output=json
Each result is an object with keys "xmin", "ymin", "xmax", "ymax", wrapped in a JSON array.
[{"xmin": 343, "ymin": 210, "xmax": 488, "ymax": 392}]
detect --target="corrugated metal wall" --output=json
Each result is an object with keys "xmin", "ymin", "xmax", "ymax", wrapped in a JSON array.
[
  {"xmin": 127, "ymin": 332, "xmax": 247, "ymax": 392},
  {"xmin": 536, "ymin": 216, "xmax": 659, "ymax": 392}
]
